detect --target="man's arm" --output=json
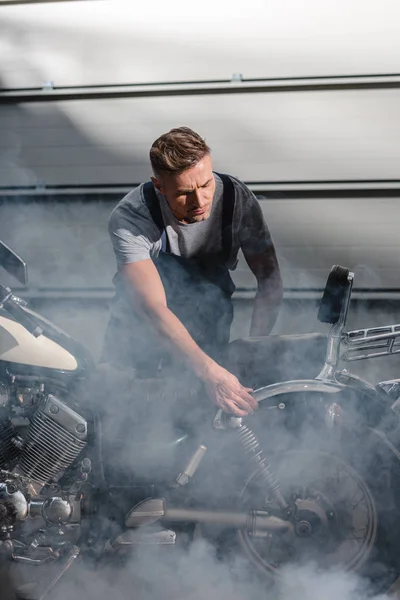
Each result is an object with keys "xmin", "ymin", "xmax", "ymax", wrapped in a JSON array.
[
  {"xmin": 244, "ymin": 248, "xmax": 283, "ymax": 337},
  {"xmin": 120, "ymin": 260, "xmax": 257, "ymax": 416},
  {"xmin": 235, "ymin": 178, "xmax": 283, "ymax": 337}
]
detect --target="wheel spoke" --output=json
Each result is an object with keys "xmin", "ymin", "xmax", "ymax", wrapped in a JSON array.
[{"xmin": 238, "ymin": 449, "xmax": 376, "ymax": 576}]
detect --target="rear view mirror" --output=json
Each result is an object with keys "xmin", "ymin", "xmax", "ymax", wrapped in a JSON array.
[
  {"xmin": 318, "ymin": 265, "xmax": 351, "ymax": 325},
  {"xmin": 0, "ymin": 241, "xmax": 28, "ymax": 285}
]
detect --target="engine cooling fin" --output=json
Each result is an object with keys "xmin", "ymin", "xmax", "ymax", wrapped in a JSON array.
[{"xmin": 16, "ymin": 394, "xmax": 87, "ymax": 487}]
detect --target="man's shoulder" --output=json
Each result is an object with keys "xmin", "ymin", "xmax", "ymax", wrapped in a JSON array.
[
  {"xmin": 219, "ymin": 174, "xmax": 256, "ymax": 214},
  {"xmin": 214, "ymin": 172, "xmax": 251, "ymax": 199},
  {"xmin": 110, "ymin": 185, "xmax": 146, "ymax": 219},
  {"xmin": 109, "ymin": 184, "xmax": 154, "ymax": 227},
  {"xmin": 108, "ymin": 183, "xmax": 162, "ymax": 243}
]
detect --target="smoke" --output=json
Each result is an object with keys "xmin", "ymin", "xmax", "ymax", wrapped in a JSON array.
[
  {"xmin": 30, "ymin": 539, "xmax": 395, "ymax": 600},
  {"xmin": 277, "ymin": 563, "xmax": 391, "ymax": 600},
  {"xmin": 2, "ymin": 169, "xmax": 400, "ymax": 600},
  {"xmin": 3, "ymin": 206, "xmax": 400, "ymax": 600}
]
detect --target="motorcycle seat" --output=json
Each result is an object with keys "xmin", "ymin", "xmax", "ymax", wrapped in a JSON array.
[{"xmin": 224, "ymin": 333, "xmax": 328, "ymax": 389}]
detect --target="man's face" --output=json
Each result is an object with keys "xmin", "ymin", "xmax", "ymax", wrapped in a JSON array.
[{"xmin": 152, "ymin": 154, "xmax": 215, "ymax": 224}]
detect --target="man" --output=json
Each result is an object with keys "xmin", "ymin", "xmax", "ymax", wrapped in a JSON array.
[{"xmin": 101, "ymin": 127, "xmax": 283, "ymax": 417}]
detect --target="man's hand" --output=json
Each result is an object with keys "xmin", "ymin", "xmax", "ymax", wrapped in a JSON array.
[{"xmin": 201, "ymin": 362, "xmax": 258, "ymax": 417}]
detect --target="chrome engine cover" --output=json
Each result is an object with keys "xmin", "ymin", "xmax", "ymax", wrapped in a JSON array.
[{"xmin": 0, "ymin": 482, "xmax": 28, "ymax": 523}]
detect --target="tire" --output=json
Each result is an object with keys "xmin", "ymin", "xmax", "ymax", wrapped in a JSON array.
[{"xmin": 232, "ymin": 390, "xmax": 400, "ymax": 595}]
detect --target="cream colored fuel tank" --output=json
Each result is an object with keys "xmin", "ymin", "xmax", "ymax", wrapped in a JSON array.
[{"xmin": 0, "ymin": 315, "xmax": 78, "ymax": 371}]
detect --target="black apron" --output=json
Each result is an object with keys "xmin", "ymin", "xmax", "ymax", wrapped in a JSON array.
[{"xmin": 101, "ymin": 173, "xmax": 236, "ymax": 376}]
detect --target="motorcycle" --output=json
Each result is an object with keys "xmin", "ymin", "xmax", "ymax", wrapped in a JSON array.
[{"xmin": 1, "ymin": 240, "xmax": 400, "ymax": 598}]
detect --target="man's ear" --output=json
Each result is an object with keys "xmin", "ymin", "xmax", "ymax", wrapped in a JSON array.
[{"xmin": 151, "ymin": 176, "xmax": 163, "ymax": 194}]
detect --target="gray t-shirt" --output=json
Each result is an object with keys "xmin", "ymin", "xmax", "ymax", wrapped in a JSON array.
[{"xmin": 108, "ymin": 173, "xmax": 272, "ymax": 271}]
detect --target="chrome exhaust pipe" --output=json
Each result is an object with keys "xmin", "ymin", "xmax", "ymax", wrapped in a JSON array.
[
  {"xmin": 125, "ymin": 498, "xmax": 292, "ymax": 535},
  {"xmin": 165, "ymin": 507, "xmax": 292, "ymax": 535}
]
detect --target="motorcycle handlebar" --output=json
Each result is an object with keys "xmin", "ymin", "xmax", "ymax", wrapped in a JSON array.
[{"xmin": 0, "ymin": 284, "xmax": 43, "ymax": 338}]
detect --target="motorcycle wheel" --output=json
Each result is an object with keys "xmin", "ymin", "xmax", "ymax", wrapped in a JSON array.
[{"xmin": 234, "ymin": 395, "xmax": 400, "ymax": 595}]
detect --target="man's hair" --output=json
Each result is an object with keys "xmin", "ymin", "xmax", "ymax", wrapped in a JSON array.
[{"xmin": 150, "ymin": 126, "xmax": 211, "ymax": 176}]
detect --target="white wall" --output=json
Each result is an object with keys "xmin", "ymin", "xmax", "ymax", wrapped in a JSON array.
[
  {"xmin": 2, "ymin": 90, "xmax": 400, "ymax": 187},
  {"xmin": 1, "ymin": 0, "xmax": 400, "ymax": 292},
  {"xmin": 2, "ymin": 0, "xmax": 400, "ymax": 87},
  {"xmin": 1, "ymin": 0, "xmax": 400, "ymax": 187}
]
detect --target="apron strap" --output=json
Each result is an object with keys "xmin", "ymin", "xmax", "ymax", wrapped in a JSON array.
[
  {"xmin": 213, "ymin": 172, "xmax": 235, "ymax": 262},
  {"xmin": 142, "ymin": 173, "xmax": 236, "ymax": 259},
  {"xmin": 142, "ymin": 181, "xmax": 171, "ymax": 253}
]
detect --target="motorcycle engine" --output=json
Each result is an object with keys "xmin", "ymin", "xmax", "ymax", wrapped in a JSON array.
[
  {"xmin": 14, "ymin": 393, "xmax": 87, "ymax": 490},
  {"xmin": 0, "ymin": 377, "xmax": 88, "ymax": 562}
]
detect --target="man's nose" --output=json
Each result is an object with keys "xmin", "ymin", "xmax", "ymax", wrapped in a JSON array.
[{"xmin": 193, "ymin": 188, "xmax": 207, "ymax": 207}]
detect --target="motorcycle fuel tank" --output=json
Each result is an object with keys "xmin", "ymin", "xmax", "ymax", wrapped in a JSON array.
[{"xmin": 0, "ymin": 314, "xmax": 78, "ymax": 371}]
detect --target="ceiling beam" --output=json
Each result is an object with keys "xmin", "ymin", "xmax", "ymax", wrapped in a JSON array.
[{"xmin": 1, "ymin": 74, "xmax": 400, "ymax": 103}]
